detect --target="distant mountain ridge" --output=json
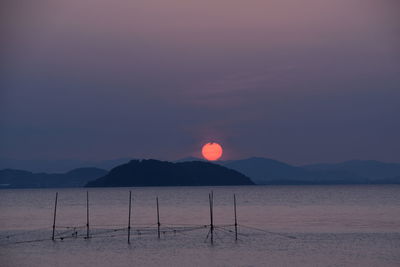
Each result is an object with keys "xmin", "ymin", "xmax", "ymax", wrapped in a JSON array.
[
  {"xmin": 177, "ymin": 157, "xmax": 400, "ymax": 185},
  {"xmin": 0, "ymin": 158, "xmax": 133, "ymax": 173},
  {"xmin": 2, "ymin": 158, "xmax": 400, "ymax": 188},
  {"xmin": 220, "ymin": 157, "xmax": 370, "ymax": 184},
  {"xmin": 302, "ymin": 160, "xmax": 400, "ymax": 180},
  {"xmin": 86, "ymin": 159, "xmax": 254, "ymax": 187},
  {"xmin": 0, "ymin": 168, "xmax": 107, "ymax": 188}
]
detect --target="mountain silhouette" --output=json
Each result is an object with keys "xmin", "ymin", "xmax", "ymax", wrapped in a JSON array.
[
  {"xmin": 86, "ymin": 159, "xmax": 254, "ymax": 187},
  {"xmin": 302, "ymin": 160, "xmax": 400, "ymax": 180},
  {"xmin": 218, "ymin": 157, "xmax": 369, "ymax": 184},
  {"xmin": 0, "ymin": 157, "xmax": 133, "ymax": 173},
  {"xmin": 0, "ymin": 168, "xmax": 107, "ymax": 188},
  {"xmin": 3, "ymin": 158, "xmax": 400, "ymax": 188},
  {"xmin": 174, "ymin": 157, "xmax": 205, "ymax": 163},
  {"xmin": 221, "ymin": 157, "xmax": 308, "ymax": 184},
  {"xmin": 175, "ymin": 157, "xmax": 365, "ymax": 184}
]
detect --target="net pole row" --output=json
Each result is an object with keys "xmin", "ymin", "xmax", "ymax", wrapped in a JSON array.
[{"xmin": 47, "ymin": 191, "xmax": 240, "ymax": 244}]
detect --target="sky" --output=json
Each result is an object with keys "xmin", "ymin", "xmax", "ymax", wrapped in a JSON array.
[{"xmin": 1, "ymin": 0, "xmax": 400, "ymax": 165}]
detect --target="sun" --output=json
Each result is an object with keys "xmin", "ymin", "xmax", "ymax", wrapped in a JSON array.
[{"xmin": 202, "ymin": 142, "xmax": 223, "ymax": 161}]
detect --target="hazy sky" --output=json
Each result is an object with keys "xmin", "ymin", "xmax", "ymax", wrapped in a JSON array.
[{"xmin": 1, "ymin": 0, "xmax": 399, "ymax": 164}]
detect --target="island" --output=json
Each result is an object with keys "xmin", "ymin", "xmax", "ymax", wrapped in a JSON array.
[{"xmin": 85, "ymin": 159, "xmax": 254, "ymax": 187}]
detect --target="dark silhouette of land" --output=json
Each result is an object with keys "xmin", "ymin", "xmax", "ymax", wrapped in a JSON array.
[
  {"xmin": 86, "ymin": 159, "xmax": 254, "ymax": 187},
  {"xmin": 221, "ymin": 157, "xmax": 366, "ymax": 185},
  {"xmin": 179, "ymin": 157, "xmax": 400, "ymax": 185},
  {"xmin": 2, "ymin": 158, "xmax": 400, "ymax": 188},
  {"xmin": 302, "ymin": 160, "xmax": 400, "ymax": 180},
  {"xmin": 0, "ymin": 168, "xmax": 107, "ymax": 188},
  {"xmin": 0, "ymin": 157, "xmax": 133, "ymax": 173}
]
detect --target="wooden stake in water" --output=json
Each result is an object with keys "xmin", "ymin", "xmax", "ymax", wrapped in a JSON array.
[
  {"xmin": 234, "ymin": 194, "xmax": 238, "ymax": 241},
  {"xmin": 209, "ymin": 192, "xmax": 214, "ymax": 244},
  {"xmin": 52, "ymin": 192, "xmax": 58, "ymax": 241},
  {"xmin": 86, "ymin": 191, "xmax": 90, "ymax": 239},
  {"xmin": 156, "ymin": 197, "xmax": 160, "ymax": 239},
  {"xmin": 128, "ymin": 190, "xmax": 132, "ymax": 244}
]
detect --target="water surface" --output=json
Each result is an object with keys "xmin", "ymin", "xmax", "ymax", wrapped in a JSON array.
[{"xmin": 1, "ymin": 185, "xmax": 399, "ymax": 266}]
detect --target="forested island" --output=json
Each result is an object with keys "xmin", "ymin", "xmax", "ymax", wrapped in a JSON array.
[{"xmin": 86, "ymin": 159, "xmax": 254, "ymax": 187}]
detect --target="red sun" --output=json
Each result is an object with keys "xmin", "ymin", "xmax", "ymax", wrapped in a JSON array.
[{"xmin": 202, "ymin": 142, "xmax": 223, "ymax": 161}]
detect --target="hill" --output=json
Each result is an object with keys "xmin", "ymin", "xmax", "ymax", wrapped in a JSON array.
[
  {"xmin": 86, "ymin": 159, "xmax": 254, "ymax": 187},
  {"xmin": 302, "ymin": 160, "xmax": 400, "ymax": 180},
  {"xmin": 221, "ymin": 157, "xmax": 308, "ymax": 184},
  {"xmin": 0, "ymin": 168, "xmax": 108, "ymax": 188},
  {"xmin": 0, "ymin": 158, "xmax": 132, "ymax": 173},
  {"xmin": 218, "ymin": 157, "xmax": 368, "ymax": 185}
]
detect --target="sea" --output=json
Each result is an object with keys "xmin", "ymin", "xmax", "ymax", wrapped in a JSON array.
[{"xmin": 0, "ymin": 185, "xmax": 399, "ymax": 266}]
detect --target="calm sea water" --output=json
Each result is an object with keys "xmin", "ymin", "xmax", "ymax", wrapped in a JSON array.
[{"xmin": 1, "ymin": 185, "xmax": 399, "ymax": 266}]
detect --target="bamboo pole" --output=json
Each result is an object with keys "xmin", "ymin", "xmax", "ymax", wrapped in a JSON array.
[
  {"xmin": 209, "ymin": 192, "xmax": 214, "ymax": 244},
  {"xmin": 128, "ymin": 191, "xmax": 132, "ymax": 244},
  {"xmin": 234, "ymin": 194, "xmax": 238, "ymax": 241},
  {"xmin": 52, "ymin": 192, "xmax": 58, "ymax": 241},
  {"xmin": 156, "ymin": 197, "xmax": 160, "ymax": 239},
  {"xmin": 86, "ymin": 191, "xmax": 90, "ymax": 239}
]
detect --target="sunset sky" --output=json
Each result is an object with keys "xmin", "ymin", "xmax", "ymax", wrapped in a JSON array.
[{"xmin": 1, "ymin": 0, "xmax": 399, "ymax": 164}]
